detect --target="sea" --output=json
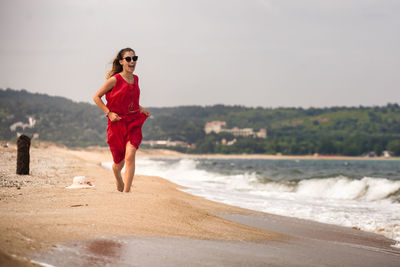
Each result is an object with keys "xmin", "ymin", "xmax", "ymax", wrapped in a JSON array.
[{"xmin": 103, "ymin": 157, "xmax": 400, "ymax": 247}]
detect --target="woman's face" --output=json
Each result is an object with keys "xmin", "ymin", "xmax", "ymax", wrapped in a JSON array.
[{"xmin": 119, "ymin": 50, "xmax": 136, "ymax": 73}]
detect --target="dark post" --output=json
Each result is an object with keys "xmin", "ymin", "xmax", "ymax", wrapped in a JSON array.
[{"xmin": 16, "ymin": 134, "xmax": 31, "ymax": 175}]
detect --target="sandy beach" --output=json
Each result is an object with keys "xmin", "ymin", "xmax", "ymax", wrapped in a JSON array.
[{"xmin": 1, "ymin": 143, "xmax": 399, "ymax": 266}]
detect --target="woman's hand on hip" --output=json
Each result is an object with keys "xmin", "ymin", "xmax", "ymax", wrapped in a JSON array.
[
  {"xmin": 109, "ymin": 112, "xmax": 121, "ymax": 122},
  {"xmin": 140, "ymin": 108, "xmax": 151, "ymax": 117}
]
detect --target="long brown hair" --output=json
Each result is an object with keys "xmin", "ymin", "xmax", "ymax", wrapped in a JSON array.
[{"xmin": 105, "ymin": 47, "xmax": 135, "ymax": 79}]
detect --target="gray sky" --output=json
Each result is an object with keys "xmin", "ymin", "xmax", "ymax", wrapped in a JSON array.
[{"xmin": 0, "ymin": 0, "xmax": 399, "ymax": 108}]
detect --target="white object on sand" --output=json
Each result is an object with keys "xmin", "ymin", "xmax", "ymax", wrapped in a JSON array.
[{"xmin": 66, "ymin": 176, "xmax": 95, "ymax": 189}]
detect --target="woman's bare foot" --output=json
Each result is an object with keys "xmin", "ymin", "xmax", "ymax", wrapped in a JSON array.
[
  {"xmin": 116, "ymin": 181, "xmax": 124, "ymax": 192},
  {"xmin": 112, "ymin": 162, "xmax": 125, "ymax": 192}
]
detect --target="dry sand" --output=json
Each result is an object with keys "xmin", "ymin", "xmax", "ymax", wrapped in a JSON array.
[
  {"xmin": 1, "ymin": 143, "xmax": 399, "ymax": 266},
  {"xmin": 0, "ymin": 143, "xmax": 280, "ymax": 266}
]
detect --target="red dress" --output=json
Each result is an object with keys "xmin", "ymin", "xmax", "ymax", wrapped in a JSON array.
[{"xmin": 105, "ymin": 73, "xmax": 148, "ymax": 164}]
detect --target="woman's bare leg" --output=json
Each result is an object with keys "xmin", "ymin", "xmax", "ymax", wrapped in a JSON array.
[
  {"xmin": 112, "ymin": 160, "xmax": 125, "ymax": 192},
  {"xmin": 123, "ymin": 142, "xmax": 137, "ymax": 192}
]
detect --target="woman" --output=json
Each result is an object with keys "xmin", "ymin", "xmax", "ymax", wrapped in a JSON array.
[{"xmin": 93, "ymin": 47, "xmax": 150, "ymax": 192}]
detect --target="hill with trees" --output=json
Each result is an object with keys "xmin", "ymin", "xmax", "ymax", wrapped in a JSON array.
[
  {"xmin": 0, "ymin": 88, "xmax": 105, "ymax": 147},
  {"xmin": 1, "ymin": 88, "xmax": 399, "ymax": 156}
]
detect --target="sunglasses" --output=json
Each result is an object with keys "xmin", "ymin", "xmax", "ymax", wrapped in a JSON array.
[{"xmin": 123, "ymin": 56, "xmax": 138, "ymax": 62}]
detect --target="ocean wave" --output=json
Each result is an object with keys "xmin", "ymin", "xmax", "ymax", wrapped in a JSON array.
[
  {"xmin": 102, "ymin": 158, "xmax": 400, "ymax": 245},
  {"xmin": 104, "ymin": 158, "xmax": 400, "ymax": 203},
  {"xmin": 258, "ymin": 177, "xmax": 400, "ymax": 202}
]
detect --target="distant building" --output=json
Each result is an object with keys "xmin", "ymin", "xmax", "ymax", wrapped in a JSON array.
[
  {"xmin": 204, "ymin": 121, "xmax": 267, "ymax": 139},
  {"xmin": 220, "ymin": 138, "xmax": 237, "ymax": 146},
  {"xmin": 223, "ymin": 127, "xmax": 254, "ymax": 137},
  {"xmin": 142, "ymin": 139, "xmax": 193, "ymax": 148},
  {"xmin": 256, "ymin": 128, "xmax": 267, "ymax": 138},
  {"xmin": 364, "ymin": 151, "xmax": 377, "ymax": 157},
  {"xmin": 383, "ymin": 150, "xmax": 393, "ymax": 158},
  {"xmin": 9, "ymin": 116, "xmax": 36, "ymax": 132},
  {"xmin": 204, "ymin": 121, "xmax": 226, "ymax": 134}
]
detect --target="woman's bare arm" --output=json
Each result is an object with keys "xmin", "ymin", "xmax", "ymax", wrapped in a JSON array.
[{"xmin": 93, "ymin": 77, "xmax": 121, "ymax": 121}]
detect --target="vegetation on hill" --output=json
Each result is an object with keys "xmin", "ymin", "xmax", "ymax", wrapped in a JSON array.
[
  {"xmin": 145, "ymin": 104, "xmax": 400, "ymax": 156},
  {"xmin": 1, "ymin": 88, "xmax": 399, "ymax": 156},
  {"xmin": 0, "ymin": 88, "xmax": 106, "ymax": 147}
]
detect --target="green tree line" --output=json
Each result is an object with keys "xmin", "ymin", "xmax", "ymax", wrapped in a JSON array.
[
  {"xmin": 1, "ymin": 88, "xmax": 399, "ymax": 156},
  {"xmin": 143, "ymin": 104, "xmax": 400, "ymax": 156}
]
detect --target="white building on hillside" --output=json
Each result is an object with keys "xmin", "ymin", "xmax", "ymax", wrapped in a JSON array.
[
  {"xmin": 223, "ymin": 127, "xmax": 255, "ymax": 137},
  {"xmin": 204, "ymin": 121, "xmax": 226, "ymax": 134},
  {"xmin": 204, "ymin": 121, "xmax": 267, "ymax": 139},
  {"xmin": 256, "ymin": 128, "xmax": 267, "ymax": 138}
]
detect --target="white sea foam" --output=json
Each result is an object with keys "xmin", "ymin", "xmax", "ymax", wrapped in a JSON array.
[
  {"xmin": 102, "ymin": 158, "xmax": 400, "ymax": 246},
  {"xmin": 295, "ymin": 176, "xmax": 400, "ymax": 201},
  {"xmin": 30, "ymin": 260, "xmax": 56, "ymax": 267}
]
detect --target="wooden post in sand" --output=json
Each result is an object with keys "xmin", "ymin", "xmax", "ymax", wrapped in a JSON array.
[{"xmin": 16, "ymin": 134, "xmax": 31, "ymax": 175}]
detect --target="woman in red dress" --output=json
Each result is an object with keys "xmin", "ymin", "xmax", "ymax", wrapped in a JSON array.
[{"xmin": 93, "ymin": 47, "xmax": 150, "ymax": 192}]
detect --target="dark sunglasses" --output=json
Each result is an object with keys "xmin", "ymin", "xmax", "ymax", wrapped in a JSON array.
[{"xmin": 123, "ymin": 56, "xmax": 138, "ymax": 62}]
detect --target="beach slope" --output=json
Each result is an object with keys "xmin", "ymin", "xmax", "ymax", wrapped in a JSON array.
[
  {"xmin": 0, "ymin": 144, "xmax": 279, "ymax": 266},
  {"xmin": 1, "ymin": 144, "xmax": 399, "ymax": 266}
]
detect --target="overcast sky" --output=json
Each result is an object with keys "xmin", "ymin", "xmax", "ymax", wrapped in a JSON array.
[{"xmin": 0, "ymin": 0, "xmax": 399, "ymax": 108}]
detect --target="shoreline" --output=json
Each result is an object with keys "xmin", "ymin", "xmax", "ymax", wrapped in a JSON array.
[
  {"xmin": 1, "ymin": 144, "xmax": 399, "ymax": 266},
  {"xmin": 0, "ymin": 144, "xmax": 281, "ymax": 266},
  {"xmin": 4, "ymin": 140, "xmax": 399, "ymax": 160},
  {"xmin": 90, "ymin": 146, "xmax": 400, "ymax": 161}
]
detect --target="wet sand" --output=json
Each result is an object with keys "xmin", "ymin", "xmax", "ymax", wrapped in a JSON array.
[
  {"xmin": 1, "ymin": 143, "xmax": 399, "ymax": 266},
  {"xmin": 32, "ymin": 214, "xmax": 400, "ymax": 266}
]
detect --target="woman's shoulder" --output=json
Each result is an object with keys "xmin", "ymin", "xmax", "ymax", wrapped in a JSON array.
[
  {"xmin": 107, "ymin": 75, "xmax": 118, "ymax": 83},
  {"xmin": 104, "ymin": 75, "xmax": 117, "ymax": 90},
  {"xmin": 111, "ymin": 73, "xmax": 121, "ymax": 84}
]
